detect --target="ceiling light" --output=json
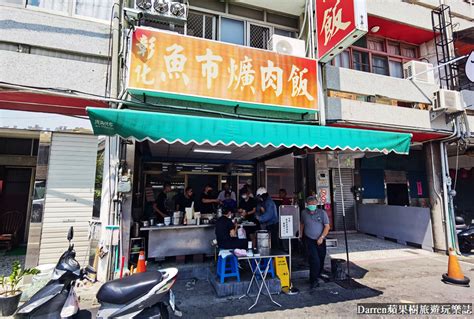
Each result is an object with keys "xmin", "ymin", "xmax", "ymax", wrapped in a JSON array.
[
  {"xmin": 193, "ymin": 149, "xmax": 232, "ymax": 155},
  {"xmin": 370, "ymin": 26, "xmax": 380, "ymax": 33}
]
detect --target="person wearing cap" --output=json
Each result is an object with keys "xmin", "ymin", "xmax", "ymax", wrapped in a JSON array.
[
  {"xmin": 255, "ymin": 187, "xmax": 279, "ymax": 249},
  {"xmin": 299, "ymin": 196, "xmax": 330, "ymax": 289}
]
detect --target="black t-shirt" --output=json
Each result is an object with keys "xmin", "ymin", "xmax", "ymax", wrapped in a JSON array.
[
  {"xmin": 176, "ymin": 194, "xmax": 194, "ymax": 212},
  {"xmin": 239, "ymin": 197, "xmax": 257, "ymax": 222},
  {"xmin": 215, "ymin": 216, "xmax": 234, "ymax": 245},
  {"xmin": 155, "ymin": 192, "xmax": 169, "ymax": 221},
  {"xmin": 199, "ymin": 192, "xmax": 216, "ymax": 214}
]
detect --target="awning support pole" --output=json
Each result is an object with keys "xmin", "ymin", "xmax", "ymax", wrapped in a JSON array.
[{"xmin": 337, "ymin": 152, "xmax": 351, "ymax": 282}]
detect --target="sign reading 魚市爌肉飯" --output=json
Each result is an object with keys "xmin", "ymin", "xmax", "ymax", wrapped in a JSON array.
[
  {"xmin": 127, "ymin": 27, "xmax": 318, "ymax": 113},
  {"xmin": 316, "ymin": 0, "xmax": 367, "ymax": 63}
]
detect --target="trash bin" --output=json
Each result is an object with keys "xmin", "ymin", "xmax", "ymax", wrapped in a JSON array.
[{"xmin": 331, "ymin": 258, "xmax": 347, "ymax": 280}]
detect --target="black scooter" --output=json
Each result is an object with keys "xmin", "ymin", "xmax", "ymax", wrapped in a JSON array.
[
  {"xmin": 456, "ymin": 217, "xmax": 474, "ymax": 254},
  {"xmin": 15, "ymin": 227, "xmax": 180, "ymax": 318}
]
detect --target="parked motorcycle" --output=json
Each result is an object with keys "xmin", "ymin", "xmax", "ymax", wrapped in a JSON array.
[
  {"xmin": 15, "ymin": 227, "xmax": 180, "ymax": 318},
  {"xmin": 458, "ymin": 228, "xmax": 474, "ymax": 254}
]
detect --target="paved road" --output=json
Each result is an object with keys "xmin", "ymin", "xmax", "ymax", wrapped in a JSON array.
[{"xmin": 171, "ymin": 238, "xmax": 473, "ymax": 318}]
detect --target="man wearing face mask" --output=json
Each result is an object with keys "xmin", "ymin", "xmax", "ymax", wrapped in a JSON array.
[
  {"xmin": 199, "ymin": 184, "xmax": 220, "ymax": 214},
  {"xmin": 255, "ymin": 187, "xmax": 279, "ymax": 249},
  {"xmin": 299, "ymin": 196, "xmax": 330, "ymax": 289},
  {"xmin": 238, "ymin": 187, "xmax": 258, "ymax": 247},
  {"xmin": 215, "ymin": 208, "xmax": 247, "ymax": 249}
]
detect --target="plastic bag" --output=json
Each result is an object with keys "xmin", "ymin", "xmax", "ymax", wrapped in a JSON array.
[
  {"xmin": 60, "ymin": 287, "xmax": 79, "ymax": 318},
  {"xmin": 237, "ymin": 225, "xmax": 246, "ymax": 239}
]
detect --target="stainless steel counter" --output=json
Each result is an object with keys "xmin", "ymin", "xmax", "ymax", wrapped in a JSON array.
[
  {"xmin": 142, "ymin": 224, "xmax": 216, "ymax": 258},
  {"xmin": 141, "ymin": 224, "xmax": 215, "ymax": 231}
]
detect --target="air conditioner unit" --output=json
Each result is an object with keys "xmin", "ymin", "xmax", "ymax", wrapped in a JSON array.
[
  {"xmin": 134, "ymin": 0, "xmax": 188, "ymax": 25},
  {"xmin": 434, "ymin": 89, "xmax": 463, "ymax": 113},
  {"xmin": 403, "ymin": 61, "xmax": 435, "ymax": 84},
  {"xmin": 270, "ymin": 35, "xmax": 306, "ymax": 58}
]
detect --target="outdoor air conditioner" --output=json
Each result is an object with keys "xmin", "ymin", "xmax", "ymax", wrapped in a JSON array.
[
  {"xmin": 134, "ymin": 0, "xmax": 188, "ymax": 25},
  {"xmin": 403, "ymin": 61, "xmax": 435, "ymax": 84},
  {"xmin": 270, "ymin": 35, "xmax": 306, "ymax": 58},
  {"xmin": 433, "ymin": 89, "xmax": 463, "ymax": 113}
]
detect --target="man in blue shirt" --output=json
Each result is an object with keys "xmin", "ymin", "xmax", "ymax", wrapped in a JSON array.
[{"xmin": 256, "ymin": 187, "xmax": 279, "ymax": 250}]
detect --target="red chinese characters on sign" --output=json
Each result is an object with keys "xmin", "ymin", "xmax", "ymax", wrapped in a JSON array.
[{"xmin": 316, "ymin": 0, "xmax": 356, "ymax": 61}]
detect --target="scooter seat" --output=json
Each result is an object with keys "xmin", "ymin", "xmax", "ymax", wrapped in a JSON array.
[{"xmin": 97, "ymin": 271, "xmax": 163, "ymax": 305}]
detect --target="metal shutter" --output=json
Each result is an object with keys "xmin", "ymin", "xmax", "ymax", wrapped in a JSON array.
[
  {"xmin": 38, "ymin": 133, "xmax": 97, "ymax": 265},
  {"xmin": 332, "ymin": 168, "xmax": 356, "ymax": 231}
]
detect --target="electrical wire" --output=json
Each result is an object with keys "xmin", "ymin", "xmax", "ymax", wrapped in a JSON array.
[{"xmin": 454, "ymin": 140, "xmax": 460, "ymax": 190}]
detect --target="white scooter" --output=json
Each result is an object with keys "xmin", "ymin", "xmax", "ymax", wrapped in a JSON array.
[{"xmin": 15, "ymin": 227, "xmax": 180, "ymax": 318}]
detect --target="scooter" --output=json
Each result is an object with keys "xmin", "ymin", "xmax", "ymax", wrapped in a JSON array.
[{"xmin": 15, "ymin": 227, "xmax": 180, "ymax": 318}]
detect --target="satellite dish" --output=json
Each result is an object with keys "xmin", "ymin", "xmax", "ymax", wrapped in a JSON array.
[
  {"xmin": 465, "ymin": 51, "xmax": 474, "ymax": 83},
  {"xmin": 275, "ymin": 39, "xmax": 294, "ymax": 55}
]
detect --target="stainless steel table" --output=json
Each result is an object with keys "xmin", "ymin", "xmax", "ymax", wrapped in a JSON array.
[
  {"xmin": 238, "ymin": 250, "xmax": 289, "ymax": 310},
  {"xmin": 141, "ymin": 224, "xmax": 215, "ymax": 258}
]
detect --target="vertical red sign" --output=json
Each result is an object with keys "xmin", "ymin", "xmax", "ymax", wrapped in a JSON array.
[
  {"xmin": 416, "ymin": 181, "xmax": 423, "ymax": 196},
  {"xmin": 316, "ymin": 0, "xmax": 356, "ymax": 60}
]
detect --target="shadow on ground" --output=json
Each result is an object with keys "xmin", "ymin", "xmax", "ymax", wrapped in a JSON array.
[{"xmin": 171, "ymin": 264, "xmax": 381, "ymax": 318}]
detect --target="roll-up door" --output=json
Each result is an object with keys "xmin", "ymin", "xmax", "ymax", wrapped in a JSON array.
[
  {"xmin": 332, "ymin": 168, "xmax": 356, "ymax": 231},
  {"xmin": 38, "ymin": 133, "xmax": 97, "ymax": 265}
]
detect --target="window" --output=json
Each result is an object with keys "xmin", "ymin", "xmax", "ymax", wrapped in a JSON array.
[
  {"xmin": 187, "ymin": 11, "xmax": 216, "ymax": 40},
  {"xmin": 334, "ymin": 50, "xmax": 350, "ymax": 69},
  {"xmin": 353, "ymin": 50, "xmax": 369, "ymax": 72},
  {"xmin": 0, "ymin": 0, "xmax": 24, "ymax": 5},
  {"xmin": 75, "ymin": 0, "xmax": 114, "ymax": 20},
  {"xmin": 29, "ymin": 0, "xmax": 68, "ymax": 13},
  {"xmin": 332, "ymin": 36, "xmax": 419, "ymax": 78},
  {"xmin": 401, "ymin": 46, "xmax": 417, "ymax": 58},
  {"xmin": 220, "ymin": 17, "xmax": 245, "ymax": 45},
  {"xmin": 372, "ymin": 55, "xmax": 389, "ymax": 75},
  {"xmin": 389, "ymin": 60, "xmax": 404, "ymax": 78},
  {"xmin": 387, "ymin": 42, "xmax": 401, "ymax": 56},
  {"xmin": 28, "ymin": 0, "xmax": 114, "ymax": 20},
  {"xmin": 249, "ymin": 23, "xmax": 271, "ymax": 49},
  {"xmin": 367, "ymin": 38, "xmax": 384, "ymax": 52}
]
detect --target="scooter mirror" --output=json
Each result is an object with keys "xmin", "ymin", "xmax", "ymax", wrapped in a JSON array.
[{"xmin": 67, "ymin": 226, "xmax": 74, "ymax": 241}]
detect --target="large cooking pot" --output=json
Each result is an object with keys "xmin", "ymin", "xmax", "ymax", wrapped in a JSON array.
[{"xmin": 257, "ymin": 230, "xmax": 271, "ymax": 253}]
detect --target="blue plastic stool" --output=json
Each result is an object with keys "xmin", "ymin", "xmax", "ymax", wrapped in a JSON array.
[
  {"xmin": 216, "ymin": 253, "xmax": 241, "ymax": 283},
  {"xmin": 251, "ymin": 258, "xmax": 275, "ymax": 279}
]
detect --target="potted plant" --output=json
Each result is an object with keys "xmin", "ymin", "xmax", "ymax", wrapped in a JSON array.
[{"xmin": 0, "ymin": 261, "xmax": 40, "ymax": 316}]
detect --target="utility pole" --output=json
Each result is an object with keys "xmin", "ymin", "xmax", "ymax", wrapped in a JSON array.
[
  {"xmin": 424, "ymin": 142, "xmax": 448, "ymax": 252},
  {"xmin": 97, "ymin": 0, "xmax": 123, "ymax": 282}
]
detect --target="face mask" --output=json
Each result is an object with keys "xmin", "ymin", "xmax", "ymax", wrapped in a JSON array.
[
  {"xmin": 307, "ymin": 205, "xmax": 317, "ymax": 211},
  {"xmin": 242, "ymin": 195, "xmax": 248, "ymax": 200}
]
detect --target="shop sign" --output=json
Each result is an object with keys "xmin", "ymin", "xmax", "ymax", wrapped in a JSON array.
[
  {"xmin": 127, "ymin": 27, "xmax": 318, "ymax": 112},
  {"xmin": 316, "ymin": 0, "xmax": 367, "ymax": 63}
]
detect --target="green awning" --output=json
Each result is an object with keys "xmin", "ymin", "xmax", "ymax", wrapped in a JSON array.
[{"xmin": 87, "ymin": 108, "xmax": 411, "ymax": 154}]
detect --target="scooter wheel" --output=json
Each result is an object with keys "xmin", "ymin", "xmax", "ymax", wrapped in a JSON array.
[
  {"xmin": 459, "ymin": 241, "xmax": 472, "ymax": 254},
  {"xmin": 159, "ymin": 303, "xmax": 169, "ymax": 319}
]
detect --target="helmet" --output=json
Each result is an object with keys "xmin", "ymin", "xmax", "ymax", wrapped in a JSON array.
[{"xmin": 256, "ymin": 187, "xmax": 267, "ymax": 196}]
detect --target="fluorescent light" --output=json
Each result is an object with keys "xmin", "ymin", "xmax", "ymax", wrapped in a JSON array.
[{"xmin": 193, "ymin": 148, "xmax": 232, "ymax": 154}]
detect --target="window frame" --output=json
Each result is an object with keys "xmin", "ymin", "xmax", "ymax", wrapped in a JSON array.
[
  {"xmin": 332, "ymin": 36, "xmax": 420, "ymax": 78},
  {"xmin": 22, "ymin": 0, "xmax": 113, "ymax": 24},
  {"xmin": 185, "ymin": 10, "xmax": 218, "ymax": 40}
]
